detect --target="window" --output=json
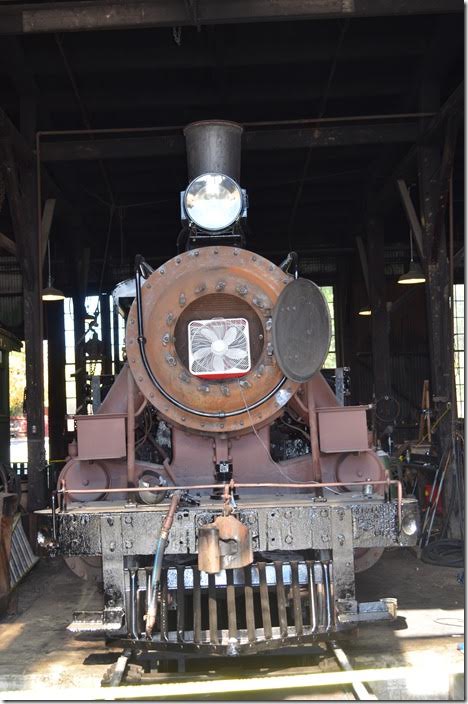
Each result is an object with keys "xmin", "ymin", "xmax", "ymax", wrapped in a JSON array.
[
  {"xmin": 64, "ymin": 298, "xmax": 76, "ymax": 430},
  {"xmin": 320, "ymin": 285, "xmax": 336, "ymax": 369},
  {"xmin": 64, "ymin": 295, "xmax": 126, "ymax": 424},
  {"xmin": 453, "ymin": 283, "xmax": 464, "ymax": 418}
]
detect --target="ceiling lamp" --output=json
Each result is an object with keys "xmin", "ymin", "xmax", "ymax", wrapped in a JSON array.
[
  {"xmin": 358, "ymin": 305, "xmax": 372, "ymax": 316},
  {"xmin": 398, "ymin": 229, "xmax": 426, "ymax": 285},
  {"xmin": 397, "ymin": 261, "xmax": 426, "ymax": 285},
  {"xmin": 42, "ymin": 241, "xmax": 65, "ymax": 302}
]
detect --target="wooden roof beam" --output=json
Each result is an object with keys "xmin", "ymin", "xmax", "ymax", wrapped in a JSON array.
[
  {"xmin": 40, "ymin": 122, "xmax": 418, "ymax": 162},
  {"xmin": 0, "ymin": 0, "xmax": 462, "ymax": 35}
]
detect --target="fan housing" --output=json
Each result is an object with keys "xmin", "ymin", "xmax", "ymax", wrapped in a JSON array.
[{"xmin": 188, "ymin": 317, "xmax": 251, "ymax": 379}]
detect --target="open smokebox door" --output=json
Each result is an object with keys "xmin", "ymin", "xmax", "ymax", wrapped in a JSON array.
[{"xmin": 272, "ymin": 278, "xmax": 331, "ymax": 383}]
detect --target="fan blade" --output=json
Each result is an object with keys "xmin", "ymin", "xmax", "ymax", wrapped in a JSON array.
[
  {"xmin": 223, "ymin": 326, "xmax": 238, "ymax": 346},
  {"xmin": 213, "ymin": 355, "xmax": 225, "ymax": 372},
  {"xmin": 192, "ymin": 347, "xmax": 211, "ymax": 361},
  {"xmin": 226, "ymin": 348, "xmax": 247, "ymax": 360},
  {"xmin": 199, "ymin": 327, "xmax": 218, "ymax": 342}
]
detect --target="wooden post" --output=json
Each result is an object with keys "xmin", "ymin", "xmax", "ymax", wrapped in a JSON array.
[
  {"xmin": 0, "ymin": 130, "xmax": 46, "ymax": 512},
  {"xmin": 367, "ymin": 212, "xmax": 392, "ymax": 441},
  {"xmin": 418, "ymin": 78, "xmax": 459, "ymax": 537},
  {"xmin": 100, "ymin": 293, "xmax": 112, "ymax": 375},
  {"xmin": 45, "ymin": 299, "xmax": 67, "ymax": 464}
]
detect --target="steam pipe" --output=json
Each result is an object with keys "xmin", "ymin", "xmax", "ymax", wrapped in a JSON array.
[{"xmin": 127, "ymin": 369, "xmax": 136, "ymax": 486}]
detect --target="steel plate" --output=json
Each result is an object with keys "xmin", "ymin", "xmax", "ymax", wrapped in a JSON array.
[{"xmin": 272, "ymin": 278, "xmax": 331, "ymax": 382}]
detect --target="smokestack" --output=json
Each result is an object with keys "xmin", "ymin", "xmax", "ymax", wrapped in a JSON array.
[{"xmin": 183, "ymin": 120, "xmax": 243, "ymax": 184}]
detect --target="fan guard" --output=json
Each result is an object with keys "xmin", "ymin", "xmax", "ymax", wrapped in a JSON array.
[{"xmin": 188, "ymin": 317, "xmax": 251, "ymax": 379}]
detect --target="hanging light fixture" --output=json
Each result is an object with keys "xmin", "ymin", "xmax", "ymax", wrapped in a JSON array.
[
  {"xmin": 42, "ymin": 240, "xmax": 65, "ymax": 301},
  {"xmin": 398, "ymin": 229, "xmax": 426, "ymax": 285},
  {"xmin": 358, "ymin": 304, "xmax": 372, "ymax": 316}
]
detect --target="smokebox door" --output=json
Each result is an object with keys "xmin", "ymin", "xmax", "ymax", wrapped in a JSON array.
[{"xmin": 272, "ymin": 278, "xmax": 331, "ymax": 383}]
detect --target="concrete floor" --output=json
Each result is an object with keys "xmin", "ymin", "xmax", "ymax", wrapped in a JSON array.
[{"xmin": 0, "ymin": 548, "xmax": 464, "ymax": 700}]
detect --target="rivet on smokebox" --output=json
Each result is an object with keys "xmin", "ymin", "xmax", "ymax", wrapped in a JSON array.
[
  {"xmin": 216, "ymin": 281, "xmax": 226, "ymax": 292},
  {"xmin": 166, "ymin": 313, "xmax": 174, "ymax": 325},
  {"xmin": 179, "ymin": 294, "xmax": 186, "ymax": 307},
  {"xmin": 195, "ymin": 283, "xmax": 206, "ymax": 294},
  {"xmin": 175, "ymin": 257, "xmax": 181, "ymax": 265},
  {"xmin": 146, "ymin": 283, "xmax": 151, "ymax": 289},
  {"xmin": 159, "ymin": 267, "xmax": 165, "ymax": 275}
]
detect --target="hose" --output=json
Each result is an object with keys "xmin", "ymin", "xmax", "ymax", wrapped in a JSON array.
[
  {"xmin": 421, "ymin": 539, "xmax": 464, "ymax": 568},
  {"xmin": 145, "ymin": 492, "xmax": 181, "ymax": 638}
]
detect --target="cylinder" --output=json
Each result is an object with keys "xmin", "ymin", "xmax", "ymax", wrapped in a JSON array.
[{"xmin": 184, "ymin": 120, "xmax": 243, "ymax": 183}]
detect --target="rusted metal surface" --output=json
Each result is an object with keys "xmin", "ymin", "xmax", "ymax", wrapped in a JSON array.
[
  {"xmin": 74, "ymin": 414, "xmax": 127, "ymax": 461},
  {"xmin": 126, "ymin": 246, "xmax": 298, "ymax": 435},
  {"xmin": 198, "ymin": 514, "xmax": 253, "ymax": 573}
]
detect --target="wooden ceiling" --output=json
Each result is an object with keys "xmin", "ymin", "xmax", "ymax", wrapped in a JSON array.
[{"xmin": 0, "ymin": 1, "xmax": 463, "ymax": 294}]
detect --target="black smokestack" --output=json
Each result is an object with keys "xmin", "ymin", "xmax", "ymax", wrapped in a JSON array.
[{"xmin": 183, "ymin": 120, "xmax": 243, "ymax": 183}]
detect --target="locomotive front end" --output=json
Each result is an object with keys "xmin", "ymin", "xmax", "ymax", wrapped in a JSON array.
[{"xmin": 41, "ymin": 121, "xmax": 419, "ymax": 658}]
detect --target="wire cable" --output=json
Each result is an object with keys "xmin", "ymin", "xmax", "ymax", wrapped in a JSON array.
[{"xmin": 421, "ymin": 539, "xmax": 464, "ymax": 568}]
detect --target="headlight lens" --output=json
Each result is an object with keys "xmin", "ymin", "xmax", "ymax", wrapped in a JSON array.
[
  {"xmin": 184, "ymin": 173, "xmax": 242, "ymax": 231},
  {"xmin": 401, "ymin": 514, "xmax": 418, "ymax": 536}
]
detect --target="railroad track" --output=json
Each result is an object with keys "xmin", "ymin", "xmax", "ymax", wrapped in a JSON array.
[{"xmin": 101, "ymin": 642, "xmax": 377, "ymax": 700}]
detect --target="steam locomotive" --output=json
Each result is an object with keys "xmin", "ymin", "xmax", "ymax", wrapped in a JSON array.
[{"xmin": 42, "ymin": 121, "xmax": 419, "ymax": 657}]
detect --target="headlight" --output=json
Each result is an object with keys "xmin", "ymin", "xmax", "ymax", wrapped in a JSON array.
[
  {"xmin": 184, "ymin": 173, "xmax": 243, "ymax": 231},
  {"xmin": 401, "ymin": 514, "xmax": 418, "ymax": 536}
]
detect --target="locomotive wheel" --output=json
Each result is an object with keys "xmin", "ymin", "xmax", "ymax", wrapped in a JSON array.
[
  {"xmin": 354, "ymin": 547, "xmax": 384, "ymax": 573},
  {"xmin": 65, "ymin": 556, "xmax": 103, "ymax": 583}
]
